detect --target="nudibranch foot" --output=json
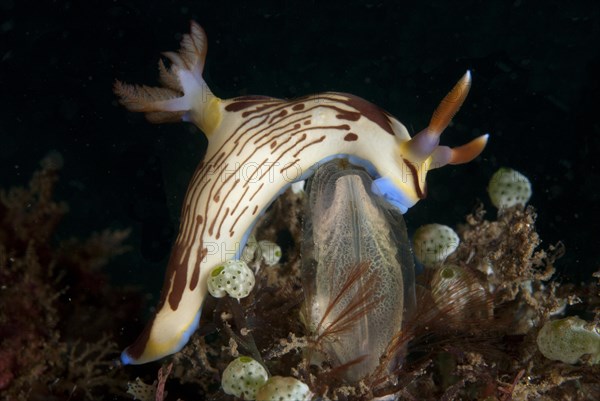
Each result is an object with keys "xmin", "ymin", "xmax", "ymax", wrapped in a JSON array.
[{"xmin": 114, "ymin": 21, "xmax": 488, "ymax": 365}]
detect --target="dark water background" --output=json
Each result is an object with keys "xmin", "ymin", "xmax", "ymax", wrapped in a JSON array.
[{"xmin": 1, "ymin": 0, "xmax": 599, "ymax": 298}]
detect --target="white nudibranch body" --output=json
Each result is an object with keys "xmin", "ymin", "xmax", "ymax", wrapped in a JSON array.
[
  {"xmin": 487, "ymin": 167, "xmax": 532, "ymax": 209},
  {"xmin": 114, "ymin": 21, "xmax": 488, "ymax": 364}
]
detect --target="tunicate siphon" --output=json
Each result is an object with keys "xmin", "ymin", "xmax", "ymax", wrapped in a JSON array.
[{"xmin": 302, "ymin": 161, "xmax": 416, "ymax": 382}]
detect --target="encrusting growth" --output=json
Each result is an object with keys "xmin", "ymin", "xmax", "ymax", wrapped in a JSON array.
[
  {"xmin": 412, "ymin": 223, "xmax": 460, "ymax": 266},
  {"xmin": 207, "ymin": 260, "xmax": 256, "ymax": 300},
  {"xmin": 537, "ymin": 316, "xmax": 600, "ymax": 365},
  {"xmin": 487, "ymin": 167, "xmax": 532, "ymax": 209},
  {"xmin": 221, "ymin": 356, "xmax": 268, "ymax": 400}
]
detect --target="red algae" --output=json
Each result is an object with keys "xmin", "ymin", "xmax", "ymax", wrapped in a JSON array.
[{"xmin": 0, "ymin": 153, "xmax": 139, "ymax": 400}]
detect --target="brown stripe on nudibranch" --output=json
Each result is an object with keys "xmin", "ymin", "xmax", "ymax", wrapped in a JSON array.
[
  {"xmin": 235, "ymin": 115, "xmax": 270, "ymax": 147},
  {"xmin": 166, "ymin": 244, "xmax": 191, "ymax": 310},
  {"xmin": 258, "ymin": 122, "xmax": 303, "ymax": 147},
  {"xmin": 229, "ymin": 185, "xmax": 249, "ymax": 216},
  {"xmin": 253, "ymin": 119, "xmax": 304, "ymax": 145},
  {"xmin": 230, "ymin": 205, "xmax": 248, "ymax": 234},
  {"xmin": 189, "ymin": 247, "xmax": 207, "ymax": 291},
  {"xmin": 178, "ymin": 203, "xmax": 192, "ymax": 243},
  {"xmin": 403, "ymin": 158, "xmax": 426, "ymax": 199},
  {"xmin": 280, "ymin": 159, "xmax": 300, "ymax": 174},
  {"xmin": 249, "ymin": 183, "xmax": 264, "ymax": 202},
  {"xmin": 189, "ymin": 266, "xmax": 199, "ymax": 291},
  {"xmin": 328, "ymin": 93, "xmax": 396, "ymax": 136},
  {"xmin": 235, "ymin": 96, "xmax": 350, "ymax": 148},
  {"xmin": 251, "ymin": 158, "xmax": 271, "ymax": 181},
  {"xmin": 241, "ymin": 103, "xmax": 282, "ymax": 118},
  {"xmin": 208, "ymin": 174, "xmax": 238, "ymax": 236},
  {"xmin": 264, "ymin": 133, "xmax": 309, "ymax": 176},
  {"xmin": 293, "ymin": 135, "xmax": 326, "ymax": 158},
  {"xmin": 224, "ymin": 96, "xmax": 280, "ymax": 112},
  {"xmin": 270, "ymin": 133, "xmax": 297, "ymax": 154},
  {"xmin": 194, "ymin": 113, "xmax": 285, "ymax": 236},
  {"xmin": 216, "ymin": 207, "xmax": 230, "ymax": 239},
  {"xmin": 344, "ymin": 133, "xmax": 358, "ymax": 141},
  {"xmin": 224, "ymin": 97, "xmax": 361, "ymax": 173},
  {"xmin": 230, "ymin": 95, "xmax": 278, "ymax": 102},
  {"xmin": 234, "ymin": 114, "xmax": 270, "ymax": 143},
  {"xmin": 214, "ymin": 151, "xmax": 226, "ymax": 166},
  {"xmin": 331, "ymin": 107, "xmax": 361, "ymax": 122},
  {"xmin": 268, "ymin": 109, "xmax": 288, "ymax": 123}
]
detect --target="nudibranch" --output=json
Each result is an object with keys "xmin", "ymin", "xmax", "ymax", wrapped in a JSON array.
[{"xmin": 114, "ymin": 21, "xmax": 488, "ymax": 364}]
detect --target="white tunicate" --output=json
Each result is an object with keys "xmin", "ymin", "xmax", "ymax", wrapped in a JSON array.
[
  {"xmin": 302, "ymin": 162, "xmax": 416, "ymax": 382},
  {"xmin": 412, "ymin": 224, "xmax": 460, "ymax": 266},
  {"xmin": 241, "ymin": 235, "xmax": 258, "ymax": 264},
  {"xmin": 258, "ymin": 240, "xmax": 282, "ymax": 266},
  {"xmin": 126, "ymin": 377, "xmax": 156, "ymax": 401},
  {"xmin": 291, "ymin": 180, "xmax": 305, "ymax": 193},
  {"xmin": 207, "ymin": 260, "xmax": 255, "ymax": 299},
  {"xmin": 536, "ymin": 316, "xmax": 600, "ymax": 365},
  {"xmin": 241, "ymin": 236, "xmax": 282, "ymax": 267},
  {"xmin": 40, "ymin": 150, "xmax": 64, "ymax": 171},
  {"xmin": 256, "ymin": 376, "xmax": 311, "ymax": 401},
  {"xmin": 221, "ymin": 356, "xmax": 268, "ymax": 400},
  {"xmin": 487, "ymin": 167, "xmax": 532, "ymax": 209}
]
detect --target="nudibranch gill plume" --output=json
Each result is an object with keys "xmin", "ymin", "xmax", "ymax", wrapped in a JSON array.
[{"xmin": 114, "ymin": 21, "xmax": 488, "ymax": 364}]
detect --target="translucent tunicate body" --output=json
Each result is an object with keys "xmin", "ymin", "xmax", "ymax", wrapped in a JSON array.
[{"xmin": 302, "ymin": 161, "xmax": 416, "ymax": 382}]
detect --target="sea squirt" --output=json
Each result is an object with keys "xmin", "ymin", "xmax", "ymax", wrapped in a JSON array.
[{"xmin": 302, "ymin": 161, "xmax": 416, "ymax": 382}]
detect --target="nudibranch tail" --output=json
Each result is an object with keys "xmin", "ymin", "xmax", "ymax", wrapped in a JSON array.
[{"xmin": 114, "ymin": 21, "xmax": 221, "ymax": 133}]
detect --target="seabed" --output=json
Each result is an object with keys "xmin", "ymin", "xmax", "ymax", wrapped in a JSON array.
[{"xmin": 1, "ymin": 156, "xmax": 598, "ymax": 400}]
